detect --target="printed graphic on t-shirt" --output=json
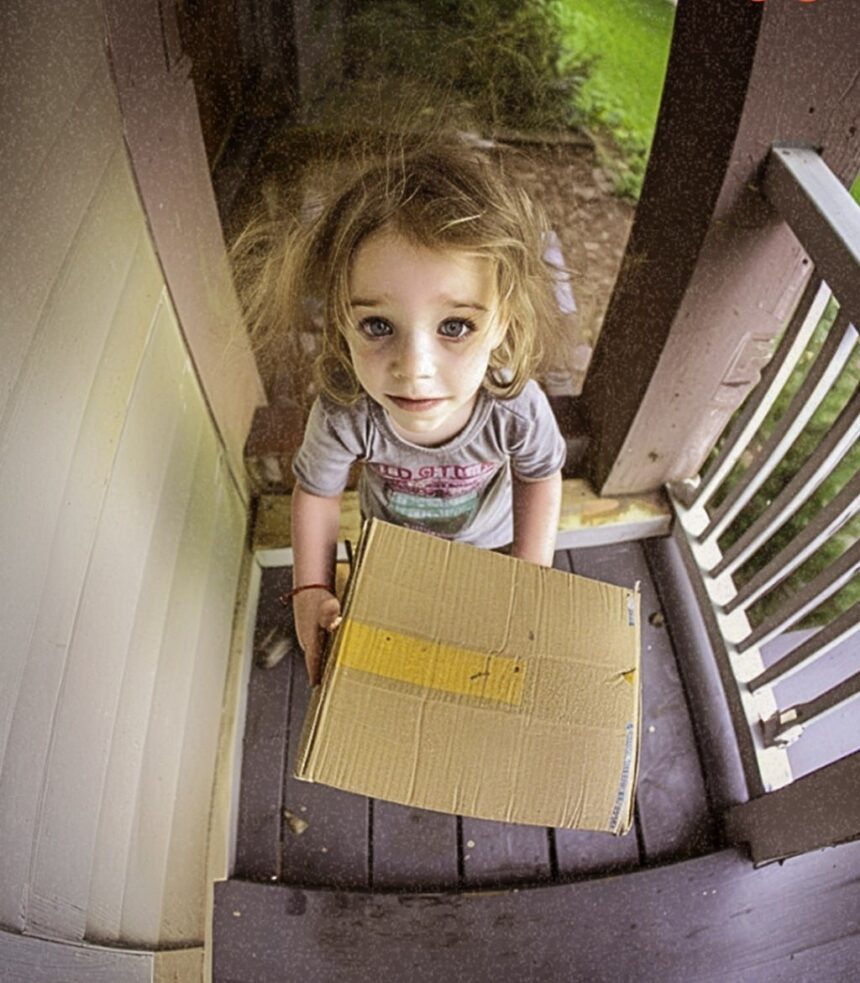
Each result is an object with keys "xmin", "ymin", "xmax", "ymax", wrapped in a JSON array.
[{"xmin": 370, "ymin": 460, "xmax": 501, "ymax": 536}]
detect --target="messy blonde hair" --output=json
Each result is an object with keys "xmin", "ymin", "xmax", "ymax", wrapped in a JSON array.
[{"xmin": 232, "ymin": 135, "xmax": 560, "ymax": 406}]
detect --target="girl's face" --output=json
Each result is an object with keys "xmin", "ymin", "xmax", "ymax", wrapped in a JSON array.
[{"xmin": 346, "ymin": 229, "xmax": 505, "ymax": 446}]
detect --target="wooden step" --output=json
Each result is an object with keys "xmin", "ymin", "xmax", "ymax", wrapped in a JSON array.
[
  {"xmin": 251, "ymin": 480, "xmax": 671, "ymax": 563},
  {"xmin": 213, "ymin": 839, "xmax": 860, "ymax": 983}
]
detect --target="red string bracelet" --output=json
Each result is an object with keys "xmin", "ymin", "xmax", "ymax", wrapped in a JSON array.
[{"xmin": 278, "ymin": 583, "xmax": 334, "ymax": 606}]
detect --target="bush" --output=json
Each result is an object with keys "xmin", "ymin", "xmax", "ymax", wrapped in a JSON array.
[{"xmin": 339, "ymin": 0, "xmax": 591, "ymax": 133}]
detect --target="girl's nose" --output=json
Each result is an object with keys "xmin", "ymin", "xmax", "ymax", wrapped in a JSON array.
[{"xmin": 391, "ymin": 333, "xmax": 436, "ymax": 380}]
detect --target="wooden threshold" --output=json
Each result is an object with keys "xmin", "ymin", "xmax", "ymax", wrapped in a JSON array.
[
  {"xmin": 251, "ymin": 479, "xmax": 672, "ymax": 558},
  {"xmin": 214, "ymin": 839, "xmax": 860, "ymax": 983}
]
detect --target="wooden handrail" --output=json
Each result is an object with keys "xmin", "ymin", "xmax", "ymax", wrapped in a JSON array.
[{"xmin": 764, "ymin": 147, "xmax": 860, "ymax": 328}]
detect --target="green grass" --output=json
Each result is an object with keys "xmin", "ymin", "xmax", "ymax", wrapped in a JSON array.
[
  {"xmin": 557, "ymin": 0, "xmax": 675, "ymax": 196},
  {"xmin": 553, "ymin": 1, "xmax": 859, "ymax": 627}
]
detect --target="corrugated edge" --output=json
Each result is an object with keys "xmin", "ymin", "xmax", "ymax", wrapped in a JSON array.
[
  {"xmin": 294, "ymin": 519, "xmax": 375, "ymax": 781},
  {"xmin": 614, "ymin": 585, "xmax": 643, "ymax": 836}
]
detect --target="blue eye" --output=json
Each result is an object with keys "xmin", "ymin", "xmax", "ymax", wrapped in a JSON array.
[
  {"xmin": 359, "ymin": 317, "xmax": 393, "ymax": 338},
  {"xmin": 438, "ymin": 319, "xmax": 474, "ymax": 340}
]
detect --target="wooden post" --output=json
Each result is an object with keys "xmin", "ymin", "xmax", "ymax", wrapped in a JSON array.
[
  {"xmin": 580, "ymin": 0, "xmax": 860, "ymax": 495},
  {"xmin": 102, "ymin": 0, "xmax": 267, "ymax": 502}
]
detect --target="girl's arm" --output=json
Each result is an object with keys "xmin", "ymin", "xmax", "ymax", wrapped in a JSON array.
[
  {"xmin": 291, "ymin": 484, "xmax": 344, "ymax": 684},
  {"xmin": 511, "ymin": 470, "xmax": 562, "ymax": 567}
]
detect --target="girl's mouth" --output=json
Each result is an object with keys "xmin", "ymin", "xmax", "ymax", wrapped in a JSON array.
[{"xmin": 387, "ymin": 396, "xmax": 446, "ymax": 412}]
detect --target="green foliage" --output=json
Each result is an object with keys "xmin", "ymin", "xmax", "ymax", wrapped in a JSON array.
[
  {"xmin": 712, "ymin": 299, "xmax": 860, "ymax": 629},
  {"xmin": 555, "ymin": 0, "xmax": 675, "ymax": 198},
  {"xmin": 340, "ymin": 0, "xmax": 591, "ymax": 132}
]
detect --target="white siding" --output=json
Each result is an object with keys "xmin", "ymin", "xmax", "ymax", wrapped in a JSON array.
[{"xmin": 0, "ymin": 0, "xmax": 248, "ymax": 950}]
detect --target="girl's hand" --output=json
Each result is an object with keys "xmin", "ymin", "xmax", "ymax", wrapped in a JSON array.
[{"xmin": 293, "ymin": 588, "xmax": 341, "ymax": 686}]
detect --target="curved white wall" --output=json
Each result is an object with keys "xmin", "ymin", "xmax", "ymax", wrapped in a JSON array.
[{"xmin": 0, "ymin": 0, "xmax": 247, "ymax": 951}]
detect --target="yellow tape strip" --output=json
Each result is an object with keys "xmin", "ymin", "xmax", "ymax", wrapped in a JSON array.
[{"xmin": 336, "ymin": 619, "xmax": 525, "ymax": 706}]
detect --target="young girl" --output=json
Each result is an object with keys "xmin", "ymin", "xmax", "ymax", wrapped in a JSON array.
[{"xmin": 239, "ymin": 139, "xmax": 567, "ymax": 684}]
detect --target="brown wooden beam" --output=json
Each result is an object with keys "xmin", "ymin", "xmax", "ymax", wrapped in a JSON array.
[
  {"xmin": 726, "ymin": 751, "xmax": 860, "ymax": 864},
  {"xmin": 581, "ymin": 0, "xmax": 860, "ymax": 495}
]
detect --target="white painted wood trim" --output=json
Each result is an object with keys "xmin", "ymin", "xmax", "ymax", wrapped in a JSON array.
[
  {"xmin": 738, "ymin": 540, "xmax": 860, "ymax": 655},
  {"xmin": 203, "ymin": 548, "xmax": 260, "ymax": 983},
  {"xmin": 701, "ymin": 313, "xmax": 857, "ymax": 545},
  {"xmin": 714, "ymin": 381, "xmax": 860, "ymax": 580},
  {"xmin": 726, "ymin": 470, "xmax": 860, "ymax": 615},
  {"xmin": 669, "ymin": 489, "xmax": 793, "ymax": 793}
]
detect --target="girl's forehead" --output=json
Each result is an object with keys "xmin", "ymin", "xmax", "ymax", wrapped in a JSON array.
[{"xmin": 349, "ymin": 228, "xmax": 496, "ymax": 299}]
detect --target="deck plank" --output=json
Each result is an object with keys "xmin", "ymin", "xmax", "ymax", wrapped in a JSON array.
[
  {"xmin": 460, "ymin": 818, "xmax": 553, "ymax": 887},
  {"xmin": 551, "ymin": 547, "xmax": 641, "ymax": 876},
  {"xmin": 280, "ymin": 656, "xmax": 371, "ymax": 889},
  {"xmin": 453, "ymin": 551, "xmax": 563, "ymax": 888},
  {"xmin": 554, "ymin": 822, "xmax": 640, "ymax": 878},
  {"xmin": 371, "ymin": 801, "xmax": 459, "ymax": 891},
  {"xmin": 214, "ymin": 840, "xmax": 860, "ymax": 983},
  {"xmin": 233, "ymin": 567, "xmax": 293, "ymax": 880},
  {"xmin": 570, "ymin": 541, "xmax": 715, "ymax": 861}
]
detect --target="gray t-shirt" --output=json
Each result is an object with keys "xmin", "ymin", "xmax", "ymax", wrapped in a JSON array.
[{"xmin": 292, "ymin": 379, "xmax": 566, "ymax": 548}]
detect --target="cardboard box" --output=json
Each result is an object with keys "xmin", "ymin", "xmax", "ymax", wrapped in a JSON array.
[{"xmin": 296, "ymin": 519, "xmax": 641, "ymax": 833}]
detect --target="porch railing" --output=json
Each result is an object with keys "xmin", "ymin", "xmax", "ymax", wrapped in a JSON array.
[{"xmin": 670, "ymin": 147, "xmax": 859, "ymax": 858}]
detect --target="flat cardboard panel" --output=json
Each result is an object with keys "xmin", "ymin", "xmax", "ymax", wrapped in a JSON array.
[{"xmin": 297, "ymin": 520, "xmax": 641, "ymax": 833}]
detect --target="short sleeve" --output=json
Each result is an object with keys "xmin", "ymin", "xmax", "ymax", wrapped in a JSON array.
[
  {"xmin": 291, "ymin": 396, "xmax": 365, "ymax": 497},
  {"xmin": 505, "ymin": 381, "xmax": 567, "ymax": 481}
]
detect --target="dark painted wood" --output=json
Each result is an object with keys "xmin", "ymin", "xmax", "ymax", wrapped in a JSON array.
[
  {"xmin": 726, "ymin": 752, "xmax": 860, "ymax": 865},
  {"xmin": 580, "ymin": 1, "xmax": 860, "ymax": 494},
  {"xmin": 764, "ymin": 147, "xmax": 860, "ymax": 330},
  {"xmin": 214, "ymin": 840, "xmax": 860, "ymax": 983},
  {"xmin": 580, "ymin": 0, "xmax": 764, "ymax": 491},
  {"xmin": 554, "ymin": 825, "xmax": 639, "ymax": 879},
  {"xmin": 643, "ymin": 531, "xmax": 750, "ymax": 815},
  {"xmin": 102, "ymin": 0, "xmax": 265, "ymax": 469},
  {"xmin": 551, "ymin": 547, "xmax": 573, "ymax": 574},
  {"xmin": 571, "ymin": 541, "xmax": 715, "ymax": 861},
  {"xmin": 371, "ymin": 801, "xmax": 459, "ymax": 891},
  {"xmin": 281, "ymin": 655, "xmax": 371, "ymax": 889},
  {"xmin": 233, "ymin": 567, "xmax": 294, "ymax": 880},
  {"xmin": 460, "ymin": 818, "xmax": 552, "ymax": 888}
]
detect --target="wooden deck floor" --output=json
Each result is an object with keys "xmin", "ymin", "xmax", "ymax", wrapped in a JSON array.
[
  {"xmin": 214, "ymin": 537, "xmax": 860, "ymax": 982},
  {"xmin": 232, "ymin": 540, "xmax": 716, "ymax": 893}
]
